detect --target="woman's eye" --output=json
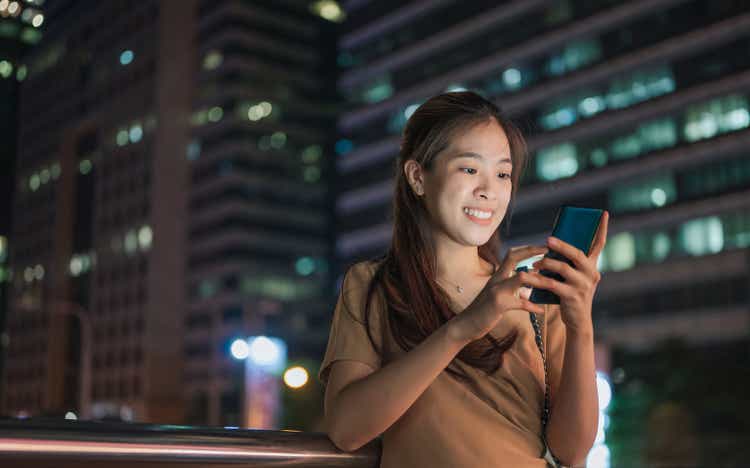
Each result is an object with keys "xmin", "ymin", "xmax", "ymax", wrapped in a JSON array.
[
  {"xmin": 460, "ymin": 168, "xmax": 477, "ymax": 175},
  {"xmin": 498, "ymin": 173, "xmax": 511, "ymax": 179}
]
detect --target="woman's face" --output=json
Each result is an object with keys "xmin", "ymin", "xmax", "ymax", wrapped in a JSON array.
[{"xmin": 418, "ymin": 119, "xmax": 514, "ymax": 246}]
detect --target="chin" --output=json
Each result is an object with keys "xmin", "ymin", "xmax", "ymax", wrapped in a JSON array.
[{"xmin": 461, "ymin": 231, "xmax": 494, "ymax": 246}]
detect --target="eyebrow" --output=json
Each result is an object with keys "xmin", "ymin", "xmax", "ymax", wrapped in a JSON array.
[{"xmin": 451, "ymin": 152, "xmax": 512, "ymax": 166}]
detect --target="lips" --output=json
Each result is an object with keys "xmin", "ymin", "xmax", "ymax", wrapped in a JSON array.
[{"xmin": 463, "ymin": 207, "xmax": 494, "ymax": 225}]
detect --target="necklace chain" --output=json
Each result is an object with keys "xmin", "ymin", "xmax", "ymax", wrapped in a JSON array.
[
  {"xmin": 439, "ymin": 277, "xmax": 464, "ymax": 294},
  {"xmin": 529, "ymin": 308, "xmax": 563, "ymax": 466}
]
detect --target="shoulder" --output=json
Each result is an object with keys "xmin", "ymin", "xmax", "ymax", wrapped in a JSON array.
[
  {"xmin": 341, "ymin": 258, "xmax": 384, "ymax": 293},
  {"xmin": 339, "ymin": 258, "xmax": 386, "ymax": 317}
]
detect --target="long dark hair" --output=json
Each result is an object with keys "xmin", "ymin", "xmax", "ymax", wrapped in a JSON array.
[{"xmin": 359, "ymin": 91, "xmax": 530, "ymax": 380}]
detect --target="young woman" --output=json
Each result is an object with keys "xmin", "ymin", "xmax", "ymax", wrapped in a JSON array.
[{"xmin": 319, "ymin": 91, "xmax": 609, "ymax": 467}]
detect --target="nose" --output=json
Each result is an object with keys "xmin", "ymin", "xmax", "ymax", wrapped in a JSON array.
[{"xmin": 476, "ymin": 177, "xmax": 497, "ymax": 201}]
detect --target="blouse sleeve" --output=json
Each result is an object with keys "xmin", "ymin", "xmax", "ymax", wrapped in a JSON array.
[{"xmin": 318, "ymin": 261, "xmax": 385, "ymax": 386}]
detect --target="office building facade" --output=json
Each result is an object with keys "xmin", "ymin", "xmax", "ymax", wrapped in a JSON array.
[
  {"xmin": 335, "ymin": 0, "xmax": 750, "ymax": 460},
  {"xmin": 3, "ymin": 0, "xmax": 336, "ymax": 427}
]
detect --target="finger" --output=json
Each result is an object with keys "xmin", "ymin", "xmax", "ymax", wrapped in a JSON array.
[
  {"xmin": 547, "ymin": 237, "xmax": 598, "ymax": 278},
  {"xmin": 499, "ymin": 245, "xmax": 550, "ymax": 276},
  {"xmin": 519, "ymin": 298, "xmax": 546, "ymax": 315},
  {"xmin": 533, "ymin": 257, "xmax": 587, "ymax": 288},
  {"xmin": 518, "ymin": 271, "xmax": 575, "ymax": 301},
  {"xmin": 589, "ymin": 211, "xmax": 609, "ymax": 260}
]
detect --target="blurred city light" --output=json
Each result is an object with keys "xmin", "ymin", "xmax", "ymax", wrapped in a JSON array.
[
  {"xmin": 230, "ymin": 338, "xmax": 250, "ymax": 360},
  {"xmin": 64, "ymin": 411, "xmax": 77, "ymax": 420},
  {"xmin": 283, "ymin": 366, "xmax": 309, "ymax": 389},
  {"xmin": 119, "ymin": 49, "xmax": 134, "ymax": 66},
  {"xmin": 310, "ymin": 0, "xmax": 345, "ymax": 23},
  {"xmin": 596, "ymin": 371, "xmax": 612, "ymax": 410},
  {"xmin": 248, "ymin": 336, "xmax": 281, "ymax": 368},
  {"xmin": 586, "ymin": 443, "xmax": 611, "ymax": 468}
]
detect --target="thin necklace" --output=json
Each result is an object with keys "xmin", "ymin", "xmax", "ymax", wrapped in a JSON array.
[
  {"xmin": 438, "ymin": 263, "xmax": 498, "ymax": 295},
  {"xmin": 437, "ymin": 276, "xmax": 464, "ymax": 294}
]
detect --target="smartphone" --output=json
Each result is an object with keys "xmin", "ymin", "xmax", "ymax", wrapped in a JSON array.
[{"xmin": 528, "ymin": 205, "xmax": 604, "ymax": 305}]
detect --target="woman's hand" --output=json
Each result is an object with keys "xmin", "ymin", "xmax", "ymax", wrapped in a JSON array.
[
  {"xmin": 528, "ymin": 211, "xmax": 610, "ymax": 335},
  {"xmin": 448, "ymin": 245, "xmax": 549, "ymax": 345}
]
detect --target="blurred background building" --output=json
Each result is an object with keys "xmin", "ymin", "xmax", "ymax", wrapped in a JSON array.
[
  {"xmin": 0, "ymin": 0, "xmax": 45, "ymax": 409},
  {"xmin": 2, "ymin": 0, "xmax": 749, "ymax": 465},
  {"xmin": 2, "ymin": 0, "xmax": 336, "ymax": 427},
  {"xmin": 335, "ymin": 0, "xmax": 750, "ymax": 465}
]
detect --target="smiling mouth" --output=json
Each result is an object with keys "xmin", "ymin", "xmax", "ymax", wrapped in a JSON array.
[{"xmin": 463, "ymin": 207, "xmax": 494, "ymax": 225}]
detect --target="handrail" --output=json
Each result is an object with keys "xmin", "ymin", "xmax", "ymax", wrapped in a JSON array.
[{"xmin": 0, "ymin": 419, "xmax": 381, "ymax": 467}]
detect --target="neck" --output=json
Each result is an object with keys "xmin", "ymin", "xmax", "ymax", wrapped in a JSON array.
[{"xmin": 434, "ymin": 237, "xmax": 493, "ymax": 284}]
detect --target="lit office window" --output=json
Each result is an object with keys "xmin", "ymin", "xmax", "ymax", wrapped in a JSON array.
[
  {"xmin": 638, "ymin": 118, "xmax": 677, "ymax": 152},
  {"xmin": 79, "ymin": 159, "xmax": 92, "ymax": 175},
  {"xmin": 202, "ymin": 50, "xmax": 223, "ymax": 70},
  {"xmin": 116, "ymin": 129, "xmax": 129, "ymax": 146},
  {"xmin": 724, "ymin": 211, "xmax": 750, "ymax": 249},
  {"xmin": 186, "ymin": 140, "xmax": 201, "ymax": 161},
  {"xmin": 651, "ymin": 232, "xmax": 672, "ymax": 262},
  {"xmin": 295, "ymin": 257, "xmax": 315, "ymax": 276},
  {"xmin": 302, "ymin": 144, "xmax": 322, "ymax": 162},
  {"xmin": 541, "ymin": 104, "xmax": 577, "ymax": 130},
  {"xmin": 546, "ymin": 39, "xmax": 602, "ymax": 76},
  {"xmin": 361, "ymin": 76, "xmax": 393, "ymax": 103},
  {"xmin": 603, "ymin": 232, "xmax": 635, "ymax": 272},
  {"xmin": 124, "ymin": 230, "xmax": 138, "ymax": 255},
  {"xmin": 28, "ymin": 173, "xmax": 40, "ymax": 191},
  {"xmin": 684, "ymin": 95, "xmax": 749, "ymax": 142},
  {"xmin": 310, "ymin": 0, "xmax": 345, "ymax": 23},
  {"xmin": 679, "ymin": 216, "xmax": 723, "ymax": 256},
  {"xmin": 304, "ymin": 166, "xmax": 321, "ymax": 182},
  {"xmin": 129, "ymin": 123, "xmax": 143, "ymax": 143},
  {"xmin": 119, "ymin": 49, "xmax": 134, "ymax": 66},
  {"xmin": 542, "ymin": 68, "xmax": 675, "ymax": 131},
  {"xmin": 609, "ymin": 174, "xmax": 677, "ymax": 213},
  {"xmin": 606, "ymin": 66, "xmax": 674, "ymax": 110},
  {"xmin": 138, "ymin": 225, "xmax": 152, "ymax": 250},
  {"xmin": 191, "ymin": 109, "xmax": 208, "ymax": 126},
  {"xmin": 240, "ymin": 275, "xmax": 318, "ymax": 301},
  {"xmin": 244, "ymin": 101, "xmax": 273, "ymax": 122},
  {"xmin": 199, "ymin": 280, "xmax": 218, "ymax": 299},
  {"xmin": 536, "ymin": 143, "xmax": 578, "ymax": 181},
  {"xmin": 270, "ymin": 132, "xmax": 286, "ymax": 149},
  {"xmin": 334, "ymin": 139, "xmax": 352, "ymax": 156},
  {"xmin": 207, "ymin": 106, "xmax": 223, "ymax": 123},
  {"xmin": 0, "ymin": 59, "xmax": 12, "ymax": 78}
]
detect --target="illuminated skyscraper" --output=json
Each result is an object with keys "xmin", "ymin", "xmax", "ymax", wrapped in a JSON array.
[
  {"xmin": 3, "ymin": 0, "xmax": 336, "ymax": 426},
  {"xmin": 0, "ymin": 0, "xmax": 45, "ymax": 409},
  {"xmin": 335, "ymin": 0, "xmax": 750, "ymax": 351},
  {"xmin": 334, "ymin": 0, "xmax": 750, "ymax": 462}
]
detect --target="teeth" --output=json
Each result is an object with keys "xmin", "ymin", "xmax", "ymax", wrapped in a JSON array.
[{"xmin": 463, "ymin": 207, "xmax": 492, "ymax": 219}]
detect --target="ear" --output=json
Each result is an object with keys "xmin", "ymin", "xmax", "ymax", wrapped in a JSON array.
[{"xmin": 403, "ymin": 160, "xmax": 425, "ymax": 196}]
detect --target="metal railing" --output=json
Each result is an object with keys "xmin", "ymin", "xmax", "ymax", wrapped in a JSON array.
[{"xmin": 0, "ymin": 419, "xmax": 381, "ymax": 467}]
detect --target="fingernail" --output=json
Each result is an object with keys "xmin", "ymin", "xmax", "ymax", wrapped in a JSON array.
[{"xmin": 547, "ymin": 237, "xmax": 556, "ymax": 245}]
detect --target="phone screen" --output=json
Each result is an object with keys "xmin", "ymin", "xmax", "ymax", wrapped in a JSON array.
[{"xmin": 529, "ymin": 206, "xmax": 603, "ymax": 305}]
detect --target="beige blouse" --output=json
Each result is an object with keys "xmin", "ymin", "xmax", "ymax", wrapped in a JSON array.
[{"xmin": 319, "ymin": 259, "xmax": 568, "ymax": 467}]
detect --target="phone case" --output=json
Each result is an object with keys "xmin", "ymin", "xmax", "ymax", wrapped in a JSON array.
[{"xmin": 529, "ymin": 206, "xmax": 603, "ymax": 305}]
